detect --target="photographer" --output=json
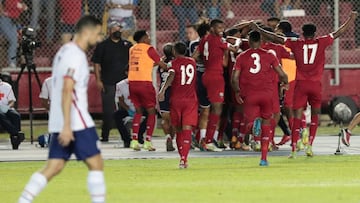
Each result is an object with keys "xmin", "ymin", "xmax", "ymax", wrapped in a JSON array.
[
  {"xmin": 0, "ymin": 78, "xmax": 24, "ymax": 149},
  {"xmin": 0, "ymin": 0, "xmax": 28, "ymax": 67}
]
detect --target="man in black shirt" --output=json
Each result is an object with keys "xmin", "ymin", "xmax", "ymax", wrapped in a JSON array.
[{"xmin": 92, "ymin": 21, "xmax": 132, "ymax": 142}]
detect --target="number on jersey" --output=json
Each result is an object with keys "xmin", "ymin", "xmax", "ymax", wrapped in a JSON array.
[
  {"xmin": 303, "ymin": 44, "xmax": 318, "ymax": 64},
  {"xmin": 250, "ymin": 53, "xmax": 261, "ymax": 74},
  {"xmin": 180, "ymin": 64, "xmax": 195, "ymax": 85},
  {"xmin": 203, "ymin": 41, "xmax": 209, "ymax": 61}
]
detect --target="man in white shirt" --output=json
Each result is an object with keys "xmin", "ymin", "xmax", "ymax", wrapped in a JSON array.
[
  {"xmin": 0, "ymin": 78, "xmax": 24, "ymax": 150},
  {"xmin": 19, "ymin": 16, "xmax": 106, "ymax": 203},
  {"xmin": 113, "ymin": 77, "xmax": 146, "ymax": 147},
  {"xmin": 39, "ymin": 77, "xmax": 52, "ymax": 110}
]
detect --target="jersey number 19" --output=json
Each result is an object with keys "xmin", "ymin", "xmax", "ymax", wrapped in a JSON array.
[{"xmin": 180, "ymin": 64, "xmax": 195, "ymax": 85}]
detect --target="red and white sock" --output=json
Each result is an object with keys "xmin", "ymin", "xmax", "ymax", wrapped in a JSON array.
[
  {"xmin": 132, "ymin": 113, "xmax": 142, "ymax": 140},
  {"xmin": 18, "ymin": 172, "xmax": 47, "ymax": 203},
  {"xmin": 176, "ymin": 131, "xmax": 184, "ymax": 158},
  {"xmin": 309, "ymin": 114, "xmax": 319, "ymax": 145},
  {"xmin": 205, "ymin": 114, "xmax": 220, "ymax": 143},
  {"xmin": 145, "ymin": 114, "xmax": 156, "ymax": 141},
  {"xmin": 261, "ymin": 125, "xmax": 271, "ymax": 161},
  {"xmin": 291, "ymin": 118, "xmax": 301, "ymax": 152},
  {"xmin": 182, "ymin": 130, "xmax": 192, "ymax": 161},
  {"xmin": 87, "ymin": 171, "xmax": 106, "ymax": 203}
]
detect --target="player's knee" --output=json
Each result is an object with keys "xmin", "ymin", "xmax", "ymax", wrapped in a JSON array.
[{"xmin": 41, "ymin": 160, "xmax": 66, "ymax": 180}]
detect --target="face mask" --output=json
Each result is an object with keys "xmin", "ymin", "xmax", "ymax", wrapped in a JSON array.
[{"xmin": 112, "ymin": 31, "xmax": 122, "ymax": 40}]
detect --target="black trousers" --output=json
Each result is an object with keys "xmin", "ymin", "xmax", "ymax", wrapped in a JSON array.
[
  {"xmin": 113, "ymin": 109, "xmax": 146, "ymax": 143},
  {"xmin": 0, "ymin": 109, "xmax": 21, "ymax": 136},
  {"xmin": 101, "ymin": 84, "xmax": 116, "ymax": 140}
]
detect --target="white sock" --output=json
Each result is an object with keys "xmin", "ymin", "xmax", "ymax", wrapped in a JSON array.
[
  {"xmin": 213, "ymin": 130, "xmax": 219, "ymax": 141},
  {"xmin": 18, "ymin": 172, "xmax": 47, "ymax": 203},
  {"xmin": 200, "ymin": 129, "xmax": 206, "ymax": 139},
  {"xmin": 165, "ymin": 134, "xmax": 171, "ymax": 139},
  {"xmin": 88, "ymin": 171, "xmax": 106, "ymax": 203}
]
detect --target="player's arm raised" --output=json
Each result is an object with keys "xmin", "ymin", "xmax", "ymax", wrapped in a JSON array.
[
  {"xmin": 59, "ymin": 71, "xmax": 76, "ymax": 147},
  {"xmin": 158, "ymin": 70, "xmax": 175, "ymax": 102},
  {"xmin": 332, "ymin": 11, "xmax": 358, "ymax": 39},
  {"xmin": 251, "ymin": 22, "xmax": 286, "ymax": 44}
]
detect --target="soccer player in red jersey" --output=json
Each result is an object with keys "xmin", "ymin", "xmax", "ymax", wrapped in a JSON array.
[
  {"xmin": 260, "ymin": 26, "xmax": 293, "ymax": 150},
  {"xmin": 253, "ymin": 11, "xmax": 358, "ymax": 158},
  {"xmin": 232, "ymin": 31, "xmax": 288, "ymax": 166},
  {"xmin": 158, "ymin": 42, "xmax": 198, "ymax": 169},
  {"xmin": 196, "ymin": 19, "xmax": 238, "ymax": 151}
]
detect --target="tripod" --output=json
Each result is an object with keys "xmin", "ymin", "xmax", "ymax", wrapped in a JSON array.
[{"xmin": 15, "ymin": 54, "xmax": 42, "ymax": 144}]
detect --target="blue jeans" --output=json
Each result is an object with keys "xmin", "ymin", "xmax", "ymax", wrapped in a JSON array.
[
  {"xmin": 0, "ymin": 16, "xmax": 18, "ymax": 65},
  {"xmin": 30, "ymin": 0, "xmax": 56, "ymax": 42},
  {"xmin": 172, "ymin": 6, "xmax": 198, "ymax": 42}
]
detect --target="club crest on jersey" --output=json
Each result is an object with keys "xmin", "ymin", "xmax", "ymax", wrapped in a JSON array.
[{"xmin": 219, "ymin": 92, "xmax": 224, "ymax": 97}]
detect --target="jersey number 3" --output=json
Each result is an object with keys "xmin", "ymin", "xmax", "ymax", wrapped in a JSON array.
[
  {"xmin": 250, "ymin": 53, "xmax": 261, "ymax": 74},
  {"xmin": 303, "ymin": 44, "xmax": 318, "ymax": 64},
  {"xmin": 180, "ymin": 64, "xmax": 195, "ymax": 85}
]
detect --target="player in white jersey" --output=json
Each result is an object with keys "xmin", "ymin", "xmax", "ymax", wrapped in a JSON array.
[
  {"xmin": 39, "ymin": 77, "xmax": 52, "ymax": 110},
  {"xmin": 19, "ymin": 16, "xmax": 106, "ymax": 203}
]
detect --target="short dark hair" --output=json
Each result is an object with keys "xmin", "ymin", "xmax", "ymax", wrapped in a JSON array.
[
  {"xmin": 197, "ymin": 22, "xmax": 210, "ymax": 38},
  {"xmin": 267, "ymin": 17, "xmax": 280, "ymax": 22},
  {"xmin": 163, "ymin": 43, "xmax": 174, "ymax": 60},
  {"xmin": 249, "ymin": 30, "xmax": 261, "ymax": 42},
  {"xmin": 226, "ymin": 28, "xmax": 240, "ymax": 37},
  {"xmin": 302, "ymin": 23, "xmax": 317, "ymax": 37},
  {"xmin": 278, "ymin": 20, "xmax": 292, "ymax": 33},
  {"xmin": 75, "ymin": 15, "xmax": 102, "ymax": 33},
  {"xmin": 210, "ymin": 19, "xmax": 224, "ymax": 27},
  {"xmin": 133, "ymin": 30, "xmax": 147, "ymax": 42},
  {"xmin": 186, "ymin": 24, "xmax": 198, "ymax": 30},
  {"xmin": 174, "ymin": 42, "xmax": 187, "ymax": 55}
]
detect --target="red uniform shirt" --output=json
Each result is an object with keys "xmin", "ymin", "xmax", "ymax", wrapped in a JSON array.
[
  {"xmin": 285, "ymin": 34, "xmax": 334, "ymax": 81},
  {"xmin": 168, "ymin": 56, "xmax": 198, "ymax": 103},
  {"xmin": 233, "ymin": 48, "xmax": 280, "ymax": 94},
  {"xmin": 198, "ymin": 34, "xmax": 228, "ymax": 73}
]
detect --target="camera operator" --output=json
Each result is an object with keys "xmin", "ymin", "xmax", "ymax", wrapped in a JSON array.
[
  {"xmin": 0, "ymin": 0, "xmax": 28, "ymax": 67},
  {"xmin": 0, "ymin": 77, "xmax": 24, "ymax": 149},
  {"xmin": 91, "ymin": 21, "xmax": 132, "ymax": 142}
]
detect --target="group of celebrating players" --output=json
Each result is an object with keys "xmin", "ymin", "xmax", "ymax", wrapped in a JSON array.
[{"xmin": 127, "ymin": 11, "xmax": 358, "ymax": 168}]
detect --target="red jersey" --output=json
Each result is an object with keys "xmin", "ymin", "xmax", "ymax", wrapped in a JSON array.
[
  {"xmin": 285, "ymin": 34, "xmax": 334, "ymax": 81},
  {"xmin": 233, "ymin": 48, "xmax": 280, "ymax": 94},
  {"xmin": 168, "ymin": 56, "xmax": 198, "ymax": 103},
  {"xmin": 198, "ymin": 34, "xmax": 228, "ymax": 73}
]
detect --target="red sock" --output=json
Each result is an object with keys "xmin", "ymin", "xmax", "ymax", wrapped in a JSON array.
[
  {"xmin": 288, "ymin": 117, "xmax": 294, "ymax": 131},
  {"xmin": 270, "ymin": 118, "xmax": 276, "ymax": 144},
  {"xmin": 182, "ymin": 130, "xmax": 192, "ymax": 161},
  {"xmin": 218, "ymin": 117, "xmax": 227, "ymax": 141},
  {"xmin": 205, "ymin": 114, "xmax": 220, "ymax": 143},
  {"xmin": 309, "ymin": 115, "xmax": 319, "ymax": 145},
  {"xmin": 145, "ymin": 114, "xmax": 156, "ymax": 141},
  {"xmin": 261, "ymin": 125, "xmax": 271, "ymax": 161},
  {"xmin": 301, "ymin": 113, "xmax": 307, "ymax": 128},
  {"xmin": 232, "ymin": 112, "xmax": 241, "ymax": 137},
  {"xmin": 132, "ymin": 113, "xmax": 142, "ymax": 140},
  {"xmin": 291, "ymin": 118, "xmax": 301, "ymax": 152},
  {"xmin": 239, "ymin": 115, "xmax": 246, "ymax": 143},
  {"xmin": 176, "ymin": 131, "xmax": 183, "ymax": 158}
]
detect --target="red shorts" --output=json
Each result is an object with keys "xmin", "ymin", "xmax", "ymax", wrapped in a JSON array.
[
  {"xmin": 272, "ymin": 82, "xmax": 280, "ymax": 114},
  {"xmin": 243, "ymin": 91, "xmax": 273, "ymax": 123},
  {"xmin": 293, "ymin": 80, "xmax": 322, "ymax": 110},
  {"xmin": 170, "ymin": 100, "xmax": 198, "ymax": 127},
  {"xmin": 129, "ymin": 81, "xmax": 156, "ymax": 109},
  {"xmin": 284, "ymin": 80, "xmax": 295, "ymax": 108},
  {"xmin": 202, "ymin": 72, "xmax": 225, "ymax": 103}
]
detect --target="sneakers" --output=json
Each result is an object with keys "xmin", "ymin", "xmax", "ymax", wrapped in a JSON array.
[
  {"xmin": 305, "ymin": 145, "xmax": 313, "ymax": 157},
  {"xmin": 276, "ymin": 135, "xmax": 291, "ymax": 146},
  {"xmin": 143, "ymin": 141, "xmax": 156, "ymax": 151},
  {"xmin": 203, "ymin": 142, "xmax": 223, "ymax": 152},
  {"xmin": 296, "ymin": 139, "xmax": 304, "ymax": 151},
  {"xmin": 230, "ymin": 136, "xmax": 238, "ymax": 149},
  {"xmin": 288, "ymin": 151, "xmax": 297, "ymax": 159},
  {"xmin": 252, "ymin": 118, "xmax": 262, "ymax": 137},
  {"xmin": 341, "ymin": 128, "xmax": 351, "ymax": 147},
  {"xmin": 179, "ymin": 159, "xmax": 188, "ymax": 169},
  {"xmin": 10, "ymin": 132, "xmax": 25, "ymax": 150},
  {"xmin": 215, "ymin": 140, "xmax": 227, "ymax": 149},
  {"xmin": 166, "ymin": 136, "xmax": 175, "ymax": 152},
  {"xmin": 300, "ymin": 128, "xmax": 309, "ymax": 145},
  {"xmin": 130, "ymin": 140, "xmax": 141, "ymax": 151},
  {"xmin": 259, "ymin": 160, "xmax": 269, "ymax": 166}
]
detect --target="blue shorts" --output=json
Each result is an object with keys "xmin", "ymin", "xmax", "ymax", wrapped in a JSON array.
[
  {"xmin": 159, "ymin": 88, "xmax": 170, "ymax": 112},
  {"xmin": 48, "ymin": 127, "xmax": 101, "ymax": 161},
  {"xmin": 197, "ymin": 71, "xmax": 210, "ymax": 108}
]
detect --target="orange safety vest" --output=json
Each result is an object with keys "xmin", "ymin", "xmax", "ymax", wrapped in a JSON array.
[
  {"xmin": 128, "ymin": 43, "xmax": 155, "ymax": 82},
  {"xmin": 281, "ymin": 46, "xmax": 296, "ymax": 82}
]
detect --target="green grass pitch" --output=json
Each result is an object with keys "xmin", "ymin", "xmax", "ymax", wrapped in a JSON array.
[{"xmin": 1, "ymin": 155, "xmax": 360, "ymax": 203}]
